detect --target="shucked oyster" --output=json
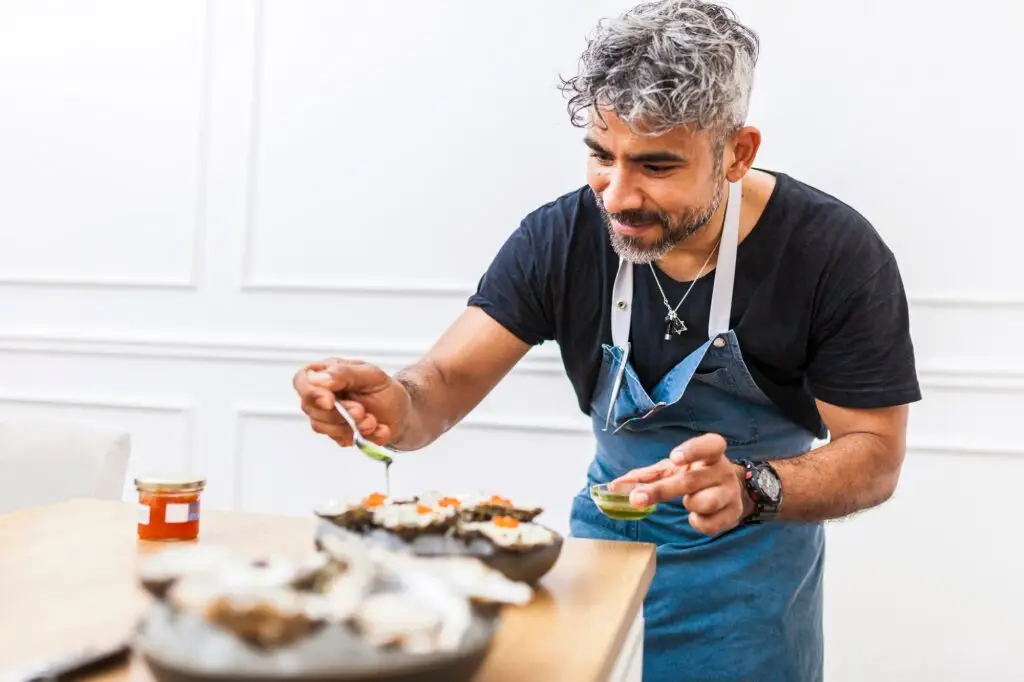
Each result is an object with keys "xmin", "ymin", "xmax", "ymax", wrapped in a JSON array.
[
  {"xmin": 162, "ymin": 545, "xmax": 366, "ymax": 649},
  {"xmin": 138, "ymin": 545, "xmax": 333, "ymax": 600},
  {"xmin": 313, "ymin": 499, "xmax": 375, "ymax": 531},
  {"xmin": 352, "ymin": 558, "xmax": 473, "ymax": 654},
  {"xmin": 376, "ymin": 552, "xmax": 534, "ymax": 606},
  {"xmin": 455, "ymin": 517, "xmax": 557, "ymax": 552},
  {"xmin": 137, "ymin": 545, "xmax": 244, "ymax": 598},
  {"xmin": 459, "ymin": 494, "xmax": 543, "ymax": 522},
  {"xmin": 370, "ymin": 501, "xmax": 459, "ymax": 541},
  {"xmin": 168, "ymin": 579, "xmax": 327, "ymax": 649},
  {"xmin": 352, "ymin": 592, "xmax": 449, "ymax": 653}
]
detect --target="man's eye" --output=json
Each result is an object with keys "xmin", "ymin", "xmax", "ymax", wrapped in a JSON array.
[
  {"xmin": 644, "ymin": 165, "xmax": 676, "ymax": 173},
  {"xmin": 589, "ymin": 152, "xmax": 614, "ymax": 164}
]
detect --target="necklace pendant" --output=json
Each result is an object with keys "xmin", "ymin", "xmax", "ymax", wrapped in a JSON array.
[{"xmin": 664, "ymin": 310, "xmax": 687, "ymax": 338}]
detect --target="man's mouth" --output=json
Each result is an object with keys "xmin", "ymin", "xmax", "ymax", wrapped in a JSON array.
[{"xmin": 611, "ymin": 219, "xmax": 658, "ymax": 237}]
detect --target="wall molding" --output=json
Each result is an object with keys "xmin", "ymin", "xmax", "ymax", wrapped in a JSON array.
[
  {"xmin": 0, "ymin": 392, "xmax": 197, "ymax": 470},
  {"xmin": 234, "ymin": 404, "xmax": 1024, "ymax": 462},
  {"xmin": 0, "ymin": 329, "xmax": 1018, "ymax": 388},
  {"xmin": 0, "ymin": 0, "xmax": 214, "ymax": 293},
  {"xmin": 0, "ymin": 330, "xmax": 564, "ymax": 375},
  {"xmin": 236, "ymin": 404, "xmax": 591, "ymax": 435},
  {"xmin": 241, "ymin": 278, "xmax": 475, "ymax": 297},
  {"xmin": 908, "ymin": 294, "xmax": 1024, "ymax": 309},
  {"xmin": 230, "ymin": 405, "xmax": 592, "ymax": 509},
  {"xmin": 0, "ymin": 275, "xmax": 197, "ymax": 290},
  {"xmin": 237, "ymin": 277, "xmax": 1024, "ymax": 308}
]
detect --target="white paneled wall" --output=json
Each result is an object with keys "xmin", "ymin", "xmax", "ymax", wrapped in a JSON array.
[{"xmin": 0, "ymin": 1, "xmax": 1020, "ymax": 680}]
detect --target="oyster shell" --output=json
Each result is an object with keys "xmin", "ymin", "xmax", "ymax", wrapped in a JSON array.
[
  {"xmin": 374, "ymin": 551, "xmax": 534, "ymax": 606},
  {"xmin": 371, "ymin": 501, "xmax": 459, "ymax": 541},
  {"xmin": 459, "ymin": 494, "xmax": 543, "ymax": 522},
  {"xmin": 137, "ymin": 545, "xmax": 245, "ymax": 598},
  {"xmin": 167, "ymin": 578, "xmax": 326, "ymax": 649},
  {"xmin": 454, "ymin": 518, "xmax": 557, "ymax": 552},
  {"xmin": 313, "ymin": 499, "xmax": 374, "ymax": 531}
]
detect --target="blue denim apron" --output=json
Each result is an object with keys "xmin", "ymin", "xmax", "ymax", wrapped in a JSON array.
[{"xmin": 570, "ymin": 180, "xmax": 824, "ymax": 682}]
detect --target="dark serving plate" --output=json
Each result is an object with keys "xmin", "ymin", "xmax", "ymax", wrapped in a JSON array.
[
  {"xmin": 134, "ymin": 601, "xmax": 499, "ymax": 682},
  {"xmin": 313, "ymin": 521, "xmax": 563, "ymax": 586}
]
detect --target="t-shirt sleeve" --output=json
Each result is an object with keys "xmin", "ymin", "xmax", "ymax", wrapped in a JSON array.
[
  {"xmin": 467, "ymin": 214, "xmax": 559, "ymax": 347},
  {"xmin": 806, "ymin": 255, "xmax": 922, "ymax": 409}
]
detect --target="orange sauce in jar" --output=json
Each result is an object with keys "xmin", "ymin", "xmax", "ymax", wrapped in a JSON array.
[{"xmin": 135, "ymin": 474, "xmax": 206, "ymax": 542}]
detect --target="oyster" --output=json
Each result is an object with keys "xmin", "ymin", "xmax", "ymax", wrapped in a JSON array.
[
  {"xmin": 136, "ymin": 545, "xmax": 245, "ymax": 598},
  {"xmin": 459, "ymin": 494, "xmax": 543, "ymax": 522},
  {"xmin": 167, "ymin": 578, "xmax": 326, "ymax": 649},
  {"xmin": 353, "ymin": 592, "xmax": 447, "ymax": 653},
  {"xmin": 313, "ymin": 499, "xmax": 374, "ymax": 531},
  {"xmin": 351, "ymin": 558, "xmax": 472, "ymax": 654},
  {"xmin": 371, "ymin": 501, "xmax": 459, "ymax": 541},
  {"xmin": 455, "ymin": 517, "xmax": 557, "ymax": 552},
  {"xmin": 382, "ymin": 553, "xmax": 534, "ymax": 606}
]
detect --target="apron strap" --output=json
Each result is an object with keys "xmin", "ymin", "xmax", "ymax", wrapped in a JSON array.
[
  {"xmin": 605, "ymin": 178, "xmax": 742, "ymax": 428},
  {"xmin": 707, "ymin": 179, "xmax": 742, "ymax": 337},
  {"xmin": 610, "ymin": 256, "xmax": 634, "ymax": 350}
]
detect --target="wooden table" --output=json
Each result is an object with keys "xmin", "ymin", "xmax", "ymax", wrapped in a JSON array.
[{"xmin": 0, "ymin": 499, "xmax": 655, "ymax": 682}]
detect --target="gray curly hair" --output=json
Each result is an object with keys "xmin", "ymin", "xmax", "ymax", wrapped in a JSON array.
[{"xmin": 560, "ymin": 0, "xmax": 759, "ymax": 137}]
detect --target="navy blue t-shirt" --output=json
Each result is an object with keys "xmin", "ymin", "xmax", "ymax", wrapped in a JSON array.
[{"xmin": 467, "ymin": 171, "xmax": 922, "ymax": 439}]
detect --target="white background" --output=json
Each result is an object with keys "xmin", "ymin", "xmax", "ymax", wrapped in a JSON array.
[{"xmin": 0, "ymin": 1, "xmax": 1020, "ymax": 679}]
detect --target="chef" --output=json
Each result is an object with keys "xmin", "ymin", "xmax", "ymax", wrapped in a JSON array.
[{"xmin": 292, "ymin": 1, "xmax": 921, "ymax": 680}]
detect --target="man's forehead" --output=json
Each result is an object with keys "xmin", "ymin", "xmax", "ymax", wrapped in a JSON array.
[{"xmin": 586, "ymin": 109, "xmax": 701, "ymax": 151}]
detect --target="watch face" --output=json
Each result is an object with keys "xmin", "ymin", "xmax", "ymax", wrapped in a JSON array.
[{"xmin": 755, "ymin": 468, "xmax": 781, "ymax": 502}]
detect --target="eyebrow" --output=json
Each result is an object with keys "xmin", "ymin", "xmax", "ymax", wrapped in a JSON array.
[{"xmin": 583, "ymin": 136, "xmax": 688, "ymax": 164}]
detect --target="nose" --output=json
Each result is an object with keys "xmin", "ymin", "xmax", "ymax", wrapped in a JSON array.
[{"xmin": 596, "ymin": 169, "xmax": 643, "ymax": 214}]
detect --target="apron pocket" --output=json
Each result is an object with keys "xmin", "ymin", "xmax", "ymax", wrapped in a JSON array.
[{"xmin": 681, "ymin": 368, "xmax": 760, "ymax": 445}]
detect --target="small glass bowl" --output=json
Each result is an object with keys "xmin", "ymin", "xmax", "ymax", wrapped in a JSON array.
[{"xmin": 589, "ymin": 482, "xmax": 658, "ymax": 521}]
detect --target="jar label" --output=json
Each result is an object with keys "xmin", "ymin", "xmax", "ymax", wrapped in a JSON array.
[
  {"xmin": 137, "ymin": 503, "xmax": 151, "ymax": 526},
  {"xmin": 165, "ymin": 503, "xmax": 191, "ymax": 524}
]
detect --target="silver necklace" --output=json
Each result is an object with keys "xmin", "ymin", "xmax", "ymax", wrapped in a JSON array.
[{"xmin": 648, "ymin": 239, "xmax": 720, "ymax": 340}]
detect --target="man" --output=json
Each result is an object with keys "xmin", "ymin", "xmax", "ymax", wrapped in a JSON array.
[{"xmin": 293, "ymin": 1, "xmax": 920, "ymax": 680}]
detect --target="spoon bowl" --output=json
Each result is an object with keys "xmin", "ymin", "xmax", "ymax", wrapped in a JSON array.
[{"xmin": 334, "ymin": 401, "xmax": 396, "ymax": 465}]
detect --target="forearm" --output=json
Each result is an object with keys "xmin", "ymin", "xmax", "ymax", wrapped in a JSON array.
[
  {"xmin": 389, "ymin": 359, "xmax": 470, "ymax": 451},
  {"xmin": 766, "ymin": 432, "xmax": 904, "ymax": 522},
  {"xmin": 386, "ymin": 307, "xmax": 531, "ymax": 452}
]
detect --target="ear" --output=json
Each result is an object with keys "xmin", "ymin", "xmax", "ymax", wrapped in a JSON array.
[{"xmin": 725, "ymin": 126, "xmax": 761, "ymax": 182}]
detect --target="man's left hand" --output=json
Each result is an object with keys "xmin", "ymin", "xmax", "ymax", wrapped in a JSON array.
[{"xmin": 609, "ymin": 433, "xmax": 754, "ymax": 535}]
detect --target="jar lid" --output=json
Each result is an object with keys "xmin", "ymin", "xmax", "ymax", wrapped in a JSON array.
[{"xmin": 134, "ymin": 473, "xmax": 206, "ymax": 492}]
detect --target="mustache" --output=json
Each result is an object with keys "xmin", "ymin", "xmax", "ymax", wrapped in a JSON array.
[{"xmin": 607, "ymin": 208, "xmax": 669, "ymax": 228}]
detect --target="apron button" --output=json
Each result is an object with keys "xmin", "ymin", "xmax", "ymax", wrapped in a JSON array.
[
  {"xmin": 616, "ymin": 299, "xmax": 629, "ymax": 310},
  {"xmin": 713, "ymin": 336, "xmax": 727, "ymax": 348}
]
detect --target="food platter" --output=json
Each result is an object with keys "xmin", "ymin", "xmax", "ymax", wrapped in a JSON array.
[
  {"xmin": 312, "ymin": 491, "xmax": 564, "ymax": 585},
  {"xmin": 132, "ymin": 529, "xmax": 534, "ymax": 682}
]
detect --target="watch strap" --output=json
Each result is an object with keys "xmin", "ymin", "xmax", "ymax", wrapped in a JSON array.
[{"xmin": 738, "ymin": 459, "xmax": 781, "ymax": 524}]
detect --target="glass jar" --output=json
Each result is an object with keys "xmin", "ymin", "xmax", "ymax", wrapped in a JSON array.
[{"xmin": 135, "ymin": 473, "xmax": 206, "ymax": 541}]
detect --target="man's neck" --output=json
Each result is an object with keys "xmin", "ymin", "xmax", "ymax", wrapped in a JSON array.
[{"xmin": 655, "ymin": 185, "xmax": 729, "ymax": 281}]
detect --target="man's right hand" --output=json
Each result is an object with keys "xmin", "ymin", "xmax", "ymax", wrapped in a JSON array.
[{"xmin": 292, "ymin": 358, "xmax": 411, "ymax": 448}]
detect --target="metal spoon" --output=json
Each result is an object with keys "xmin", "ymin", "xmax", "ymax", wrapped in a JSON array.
[{"xmin": 334, "ymin": 400, "xmax": 395, "ymax": 465}]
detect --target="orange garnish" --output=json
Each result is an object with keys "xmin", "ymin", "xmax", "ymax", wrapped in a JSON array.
[
  {"xmin": 487, "ymin": 495, "xmax": 512, "ymax": 507},
  {"xmin": 416, "ymin": 504, "xmax": 433, "ymax": 515},
  {"xmin": 493, "ymin": 515, "xmax": 520, "ymax": 528},
  {"xmin": 437, "ymin": 497, "xmax": 461, "ymax": 508},
  {"xmin": 362, "ymin": 492, "xmax": 387, "ymax": 508}
]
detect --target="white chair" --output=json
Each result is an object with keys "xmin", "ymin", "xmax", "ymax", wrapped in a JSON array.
[{"xmin": 0, "ymin": 419, "xmax": 131, "ymax": 513}]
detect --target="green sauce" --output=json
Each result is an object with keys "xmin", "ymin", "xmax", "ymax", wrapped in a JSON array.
[{"xmin": 590, "ymin": 486, "xmax": 657, "ymax": 520}]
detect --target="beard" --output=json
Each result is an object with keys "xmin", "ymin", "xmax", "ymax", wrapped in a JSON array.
[{"xmin": 596, "ymin": 182, "xmax": 725, "ymax": 264}]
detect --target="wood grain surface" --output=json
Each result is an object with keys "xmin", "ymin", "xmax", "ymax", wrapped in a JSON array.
[{"xmin": 0, "ymin": 499, "xmax": 654, "ymax": 682}]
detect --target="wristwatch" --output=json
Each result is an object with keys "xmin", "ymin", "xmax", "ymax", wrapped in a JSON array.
[{"xmin": 737, "ymin": 459, "xmax": 782, "ymax": 523}]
